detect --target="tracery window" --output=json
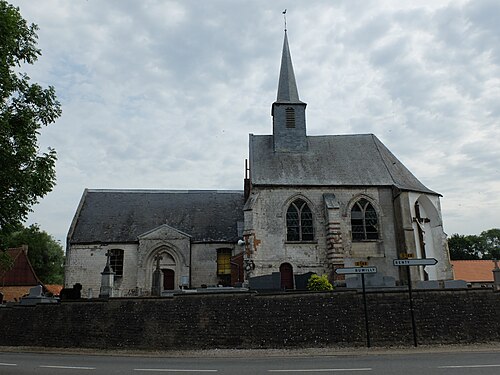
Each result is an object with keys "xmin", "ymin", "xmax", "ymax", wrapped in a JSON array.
[
  {"xmin": 351, "ymin": 199, "xmax": 378, "ymax": 241},
  {"xmin": 286, "ymin": 198, "xmax": 314, "ymax": 241}
]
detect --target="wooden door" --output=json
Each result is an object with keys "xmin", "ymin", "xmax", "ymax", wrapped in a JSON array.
[
  {"xmin": 162, "ymin": 269, "xmax": 175, "ymax": 290},
  {"xmin": 280, "ymin": 263, "xmax": 294, "ymax": 290}
]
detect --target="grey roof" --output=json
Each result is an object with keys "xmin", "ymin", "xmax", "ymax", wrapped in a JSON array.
[
  {"xmin": 249, "ymin": 133, "xmax": 438, "ymax": 195},
  {"xmin": 68, "ymin": 190, "xmax": 245, "ymax": 244},
  {"xmin": 276, "ymin": 31, "xmax": 304, "ymax": 104}
]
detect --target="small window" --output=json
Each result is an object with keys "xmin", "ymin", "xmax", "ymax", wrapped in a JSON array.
[
  {"xmin": 285, "ymin": 107, "xmax": 295, "ymax": 128},
  {"xmin": 286, "ymin": 199, "xmax": 314, "ymax": 241},
  {"xmin": 217, "ymin": 249, "xmax": 232, "ymax": 275},
  {"xmin": 351, "ymin": 199, "xmax": 378, "ymax": 241},
  {"xmin": 109, "ymin": 249, "xmax": 124, "ymax": 277}
]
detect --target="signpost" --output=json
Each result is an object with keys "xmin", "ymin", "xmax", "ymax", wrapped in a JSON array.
[
  {"xmin": 335, "ymin": 267, "xmax": 377, "ymax": 275},
  {"xmin": 393, "ymin": 257, "xmax": 438, "ymax": 347},
  {"xmin": 393, "ymin": 259, "xmax": 438, "ymax": 267},
  {"xmin": 335, "ymin": 266, "xmax": 377, "ymax": 347}
]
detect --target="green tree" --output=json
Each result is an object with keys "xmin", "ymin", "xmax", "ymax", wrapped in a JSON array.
[
  {"xmin": 448, "ymin": 234, "xmax": 484, "ymax": 260},
  {"xmin": 307, "ymin": 274, "xmax": 334, "ymax": 291},
  {"xmin": 479, "ymin": 228, "xmax": 500, "ymax": 260},
  {"xmin": 448, "ymin": 228, "xmax": 500, "ymax": 260},
  {"xmin": 0, "ymin": 1, "xmax": 61, "ymax": 235},
  {"xmin": 0, "ymin": 224, "xmax": 64, "ymax": 284},
  {"xmin": 0, "ymin": 250, "xmax": 13, "ymax": 272}
]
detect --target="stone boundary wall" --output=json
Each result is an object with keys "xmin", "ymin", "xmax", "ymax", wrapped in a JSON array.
[{"xmin": 0, "ymin": 289, "xmax": 499, "ymax": 349}]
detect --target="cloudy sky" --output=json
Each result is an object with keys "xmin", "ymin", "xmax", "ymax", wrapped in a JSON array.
[{"xmin": 9, "ymin": 0, "xmax": 500, "ymax": 247}]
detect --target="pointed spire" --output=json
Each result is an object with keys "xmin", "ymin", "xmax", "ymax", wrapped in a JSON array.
[
  {"xmin": 276, "ymin": 31, "xmax": 303, "ymax": 103},
  {"xmin": 272, "ymin": 29, "xmax": 307, "ymax": 153}
]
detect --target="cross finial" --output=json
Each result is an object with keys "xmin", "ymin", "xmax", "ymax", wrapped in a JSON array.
[{"xmin": 283, "ymin": 9, "xmax": 287, "ymax": 32}]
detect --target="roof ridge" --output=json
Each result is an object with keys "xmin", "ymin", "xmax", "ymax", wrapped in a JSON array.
[
  {"xmin": 86, "ymin": 189, "xmax": 244, "ymax": 194},
  {"xmin": 371, "ymin": 134, "xmax": 398, "ymax": 186}
]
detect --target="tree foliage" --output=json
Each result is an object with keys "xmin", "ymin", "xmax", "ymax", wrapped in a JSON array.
[
  {"xmin": 0, "ymin": 1, "xmax": 61, "ymax": 235},
  {"xmin": 0, "ymin": 250, "xmax": 13, "ymax": 272},
  {"xmin": 0, "ymin": 224, "xmax": 64, "ymax": 284},
  {"xmin": 307, "ymin": 274, "xmax": 334, "ymax": 291},
  {"xmin": 448, "ymin": 228, "xmax": 500, "ymax": 260}
]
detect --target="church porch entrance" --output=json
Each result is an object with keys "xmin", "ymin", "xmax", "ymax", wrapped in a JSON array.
[{"xmin": 162, "ymin": 269, "xmax": 175, "ymax": 290}]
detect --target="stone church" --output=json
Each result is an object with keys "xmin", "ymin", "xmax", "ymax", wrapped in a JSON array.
[{"xmin": 66, "ymin": 32, "xmax": 453, "ymax": 297}]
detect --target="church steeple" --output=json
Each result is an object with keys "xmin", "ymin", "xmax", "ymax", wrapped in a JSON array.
[
  {"xmin": 276, "ymin": 31, "xmax": 302, "ymax": 103},
  {"xmin": 272, "ymin": 31, "xmax": 307, "ymax": 153}
]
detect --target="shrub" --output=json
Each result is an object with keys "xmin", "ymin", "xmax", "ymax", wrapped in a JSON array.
[{"xmin": 307, "ymin": 274, "xmax": 334, "ymax": 291}]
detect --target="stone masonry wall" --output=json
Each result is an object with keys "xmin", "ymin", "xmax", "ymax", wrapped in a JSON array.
[{"xmin": 0, "ymin": 289, "xmax": 498, "ymax": 350}]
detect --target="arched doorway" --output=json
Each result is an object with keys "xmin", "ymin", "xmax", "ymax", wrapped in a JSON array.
[
  {"xmin": 162, "ymin": 269, "xmax": 175, "ymax": 290},
  {"xmin": 280, "ymin": 263, "xmax": 294, "ymax": 290}
]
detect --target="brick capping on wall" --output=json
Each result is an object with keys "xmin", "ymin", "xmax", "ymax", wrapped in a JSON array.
[{"xmin": 0, "ymin": 289, "xmax": 498, "ymax": 350}]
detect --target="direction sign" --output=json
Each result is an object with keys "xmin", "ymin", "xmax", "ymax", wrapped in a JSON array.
[
  {"xmin": 335, "ymin": 267, "xmax": 377, "ymax": 275},
  {"xmin": 393, "ymin": 258, "xmax": 438, "ymax": 266}
]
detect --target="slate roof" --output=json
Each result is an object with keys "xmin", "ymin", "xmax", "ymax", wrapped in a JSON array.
[
  {"xmin": 249, "ymin": 133, "xmax": 438, "ymax": 195},
  {"xmin": 276, "ymin": 31, "xmax": 303, "ymax": 104},
  {"xmin": 68, "ymin": 190, "xmax": 245, "ymax": 244}
]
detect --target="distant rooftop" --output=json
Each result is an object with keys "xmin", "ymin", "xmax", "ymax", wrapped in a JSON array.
[{"xmin": 451, "ymin": 260, "xmax": 497, "ymax": 282}]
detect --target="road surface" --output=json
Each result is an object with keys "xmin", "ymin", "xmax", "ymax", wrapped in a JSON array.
[{"xmin": 1, "ymin": 347, "xmax": 499, "ymax": 374}]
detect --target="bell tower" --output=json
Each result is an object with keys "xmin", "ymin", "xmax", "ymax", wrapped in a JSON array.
[{"xmin": 272, "ymin": 31, "xmax": 307, "ymax": 152}]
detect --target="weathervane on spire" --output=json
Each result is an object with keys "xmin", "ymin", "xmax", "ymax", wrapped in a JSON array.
[{"xmin": 283, "ymin": 9, "xmax": 287, "ymax": 32}]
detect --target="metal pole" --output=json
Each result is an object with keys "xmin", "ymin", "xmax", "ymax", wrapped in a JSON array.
[
  {"xmin": 407, "ymin": 266, "xmax": 417, "ymax": 347},
  {"xmin": 361, "ymin": 273, "xmax": 371, "ymax": 348}
]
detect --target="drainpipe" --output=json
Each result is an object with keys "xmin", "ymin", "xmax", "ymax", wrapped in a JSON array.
[{"xmin": 189, "ymin": 241, "xmax": 192, "ymax": 289}]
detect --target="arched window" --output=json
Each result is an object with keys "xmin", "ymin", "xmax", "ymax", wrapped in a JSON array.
[
  {"xmin": 351, "ymin": 199, "xmax": 378, "ymax": 241},
  {"xmin": 286, "ymin": 198, "xmax": 314, "ymax": 241}
]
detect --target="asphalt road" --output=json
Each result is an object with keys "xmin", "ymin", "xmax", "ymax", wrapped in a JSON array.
[{"xmin": 1, "ymin": 348, "xmax": 500, "ymax": 374}]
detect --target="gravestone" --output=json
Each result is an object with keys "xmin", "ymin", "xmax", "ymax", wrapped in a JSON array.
[
  {"xmin": 20, "ymin": 285, "xmax": 57, "ymax": 305},
  {"xmin": 60, "ymin": 283, "xmax": 83, "ymax": 300},
  {"xmin": 346, "ymin": 273, "xmax": 396, "ymax": 289}
]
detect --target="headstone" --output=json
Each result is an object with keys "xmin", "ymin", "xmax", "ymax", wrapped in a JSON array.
[
  {"xmin": 99, "ymin": 251, "xmax": 115, "ymax": 298},
  {"xmin": 415, "ymin": 280, "xmax": 440, "ymax": 289},
  {"xmin": 294, "ymin": 272, "xmax": 315, "ymax": 290},
  {"xmin": 60, "ymin": 283, "xmax": 83, "ymax": 300},
  {"xmin": 151, "ymin": 269, "xmax": 162, "ymax": 296},
  {"xmin": 28, "ymin": 285, "xmax": 43, "ymax": 297},
  {"xmin": 444, "ymin": 280, "xmax": 468, "ymax": 289},
  {"xmin": 248, "ymin": 272, "xmax": 281, "ymax": 291},
  {"xmin": 346, "ymin": 274, "xmax": 396, "ymax": 289},
  {"xmin": 20, "ymin": 285, "xmax": 58, "ymax": 305},
  {"xmin": 99, "ymin": 267, "xmax": 115, "ymax": 298}
]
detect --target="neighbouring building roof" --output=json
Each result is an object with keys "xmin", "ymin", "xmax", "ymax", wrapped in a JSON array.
[
  {"xmin": 0, "ymin": 247, "xmax": 40, "ymax": 286},
  {"xmin": 68, "ymin": 189, "xmax": 245, "ymax": 244},
  {"xmin": 451, "ymin": 260, "xmax": 497, "ymax": 282},
  {"xmin": 249, "ymin": 133, "xmax": 438, "ymax": 194},
  {"xmin": 45, "ymin": 284, "xmax": 63, "ymax": 296},
  {"xmin": 0, "ymin": 247, "xmax": 53, "ymax": 302}
]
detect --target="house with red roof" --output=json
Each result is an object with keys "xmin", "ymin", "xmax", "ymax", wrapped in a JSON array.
[
  {"xmin": 0, "ymin": 247, "xmax": 61, "ymax": 302},
  {"xmin": 451, "ymin": 259, "xmax": 497, "ymax": 288}
]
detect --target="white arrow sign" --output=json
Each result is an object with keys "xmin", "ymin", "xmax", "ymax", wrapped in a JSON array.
[
  {"xmin": 335, "ymin": 267, "xmax": 377, "ymax": 275},
  {"xmin": 393, "ymin": 258, "xmax": 438, "ymax": 266}
]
